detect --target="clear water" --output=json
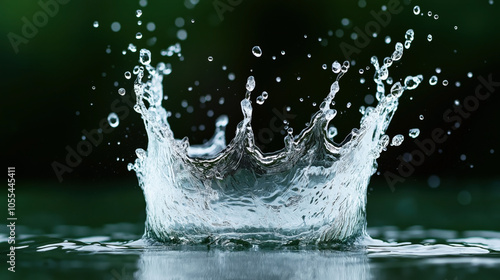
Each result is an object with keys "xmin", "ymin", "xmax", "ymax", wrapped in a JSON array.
[
  {"xmin": 126, "ymin": 29, "xmax": 428, "ymax": 244},
  {"xmin": 2, "ymin": 225, "xmax": 500, "ymax": 279}
]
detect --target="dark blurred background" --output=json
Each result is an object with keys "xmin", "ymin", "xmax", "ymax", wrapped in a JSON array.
[{"xmin": 1, "ymin": 0, "xmax": 500, "ymax": 232}]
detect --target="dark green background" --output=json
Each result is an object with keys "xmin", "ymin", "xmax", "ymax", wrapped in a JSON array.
[{"xmin": 1, "ymin": 0, "xmax": 500, "ymax": 232}]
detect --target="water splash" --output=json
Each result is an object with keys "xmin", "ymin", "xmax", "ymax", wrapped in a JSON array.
[{"xmin": 128, "ymin": 30, "xmax": 422, "ymax": 245}]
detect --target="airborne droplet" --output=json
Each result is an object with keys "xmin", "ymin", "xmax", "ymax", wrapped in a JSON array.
[
  {"xmin": 413, "ymin": 6, "xmax": 420, "ymax": 15},
  {"xmin": 391, "ymin": 134, "xmax": 404, "ymax": 146},
  {"xmin": 139, "ymin": 49, "xmax": 151, "ymax": 65},
  {"xmin": 409, "ymin": 128, "xmax": 420, "ymax": 138},
  {"xmin": 252, "ymin": 46, "xmax": 262, "ymax": 57},
  {"xmin": 332, "ymin": 61, "xmax": 341, "ymax": 73},
  {"xmin": 107, "ymin": 113, "xmax": 120, "ymax": 128}
]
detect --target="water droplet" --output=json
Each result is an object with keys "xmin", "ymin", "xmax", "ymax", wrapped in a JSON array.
[
  {"xmin": 332, "ymin": 61, "xmax": 341, "ymax": 73},
  {"xmin": 107, "ymin": 113, "xmax": 120, "ymax": 128},
  {"xmin": 91, "ymin": 86, "xmax": 96, "ymax": 90},
  {"xmin": 489, "ymin": 0, "xmax": 494, "ymax": 5},
  {"xmin": 139, "ymin": 49, "xmax": 151, "ymax": 65},
  {"xmin": 390, "ymin": 82, "xmax": 403, "ymax": 97},
  {"xmin": 359, "ymin": 69, "xmax": 364, "ymax": 74},
  {"xmin": 208, "ymin": 56, "xmax": 213, "ymax": 62},
  {"xmin": 429, "ymin": 75, "xmax": 438, "ymax": 85},
  {"xmin": 404, "ymin": 75, "xmax": 423, "ymax": 90},
  {"xmin": 281, "ymin": 50, "xmax": 286, "ymax": 55},
  {"xmin": 177, "ymin": 29, "xmax": 187, "ymax": 40},
  {"xmin": 384, "ymin": 36, "xmax": 391, "ymax": 44},
  {"xmin": 175, "ymin": 17, "xmax": 185, "ymax": 28},
  {"xmin": 428, "ymin": 175, "xmax": 440, "ymax": 188},
  {"xmin": 427, "ymin": 11, "xmax": 433, "ymax": 17},
  {"xmin": 262, "ymin": 91, "xmax": 269, "ymax": 99},
  {"xmin": 246, "ymin": 76, "xmax": 256, "ymax": 92},
  {"xmin": 228, "ymin": 73, "xmax": 235, "ymax": 81},
  {"xmin": 124, "ymin": 71, "xmax": 132, "ymax": 79},
  {"xmin": 128, "ymin": 43, "xmax": 137, "ymax": 52},
  {"xmin": 427, "ymin": 34, "xmax": 433, "ymax": 42},
  {"xmin": 136, "ymin": 32, "xmax": 143, "ymax": 39},
  {"xmin": 256, "ymin": 96, "xmax": 265, "ymax": 105},
  {"xmin": 413, "ymin": 6, "xmax": 420, "ymax": 15},
  {"xmin": 146, "ymin": 22, "xmax": 156, "ymax": 32},
  {"xmin": 322, "ymin": 64, "xmax": 327, "ymax": 70},
  {"xmin": 307, "ymin": 54, "xmax": 312, "ymax": 58},
  {"xmin": 118, "ymin": 88, "xmax": 126, "ymax": 96},
  {"xmin": 93, "ymin": 21, "xmax": 99, "ymax": 28},
  {"xmin": 328, "ymin": 126, "xmax": 338, "ymax": 138},
  {"xmin": 442, "ymin": 80, "xmax": 449, "ymax": 86},
  {"xmin": 111, "ymin": 22, "xmax": 121, "ymax": 32},
  {"xmin": 434, "ymin": 14, "xmax": 439, "ymax": 20},
  {"xmin": 454, "ymin": 26, "xmax": 458, "ymax": 30},
  {"xmin": 409, "ymin": 128, "xmax": 420, "ymax": 138},
  {"xmin": 136, "ymin": 9, "xmax": 142, "ymax": 17},
  {"xmin": 391, "ymin": 134, "xmax": 404, "ymax": 146},
  {"xmin": 460, "ymin": 154, "xmax": 467, "ymax": 161},
  {"xmin": 252, "ymin": 46, "xmax": 262, "ymax": 57},
  {"xmin": 419, "ymin": 115, "xmax": 424, "ymax": 120},
  {"xmin": 435, "ymin": 67, "xmax": 442, "ymax": 74},
  {"xmin": 467, "ymin": 72, "xmax": 473, "ymax": 78},
  {"xmin": 405, "ymin": 29, "xmax": 414, "ymax": 42},
  {"xmin": 276, "ymin": 77, "xmax": 281, "ymax": 83}
]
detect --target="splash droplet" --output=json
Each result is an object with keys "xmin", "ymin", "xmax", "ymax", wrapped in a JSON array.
[
  {"xmin": 413, "ymin": 6, "xmax": 420, "ymax": 15},
  {"xmin": 107, "ymin": 113, "xmax": 119, "ymax": 128},
  {"xmin": 93, "ymin": 21, "xmax": 99, "ymax": 28},
  {"xmin": 332, "ymin": 61, "xmax": 341, "ymax": 73},
  {"xmin": 118, "ymin": 88, "xmax": 126, "ymax": 96},
  {"xmin": 136, "ymin": 32, "xmax": 143, "ymax": 39},
  {"xmin": 429, "ymin": 75, "xmax": 438, "ymax": 85},
  {"xmin": 391, "ymin": 134, "xmax": 404, "ymax": 146},
  {"xmin": 139, "ymin": 49, "xmax": 151, "ymax": 65},
  {"xmin": 404, "ymin": 75, "xmax": 423, "ymax": 90},
  {"xmin": 252, "ymin": 46, "xmax": 262, "ymax": 57},
  {"xmin": 124, "ymin": 71, "xmax": 132, "ymax": 79},
  {"xmin": 409, "ymin": 128, "xmax": 420, "ymax": 138},
  {"xmin": 427, "ymin": 34, "xmax": 433, "ymax": 42},
  {"xmin": 136, "ymin": 9, "xmax": 142, "ymax": 17},
  {"xmin": 208, "ymin": 56, "xmax": 213, "ymax": 62},
  {"xmin": 246, "ymin": 76, "xmax": 256, "ymax": 92},
  {"xmin": 256, "ymin": 96, "xmax": 265, "ymax": 105}
]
